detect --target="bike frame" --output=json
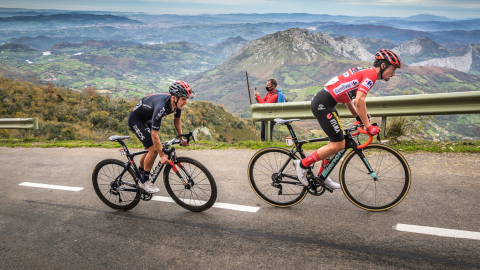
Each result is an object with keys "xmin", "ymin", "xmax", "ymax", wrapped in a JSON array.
[
  {"xmin": 275, "ymin": 122, "xmax": 378, "ymax": 186},
  {"xmin": 112, "ymin": 138, "xmax": 194, "ymax": 193}
]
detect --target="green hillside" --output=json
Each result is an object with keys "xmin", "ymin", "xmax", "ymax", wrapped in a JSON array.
[
  {"xmin": 0, "ymin": 41, "xmax": 223, "ymax": 100},
  {"xmin": 186, "ymin": 29, "xmax": 480, "ymax": 117},
  {"xmin": 0, "ymin": 77, "xmax": 254, "ymax": 143},
  {"xmin": 184, "ymin": 28, "xmax": 480, "ymax": 140},
  {"xmin": 356, "ymin": 37, "xmax": 397, "ymax": 54}
]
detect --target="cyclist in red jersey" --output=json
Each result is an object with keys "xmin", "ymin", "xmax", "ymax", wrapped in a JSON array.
[{"xmin": 294, "ymin": 49, "xmax": 402, "ymax": 189}]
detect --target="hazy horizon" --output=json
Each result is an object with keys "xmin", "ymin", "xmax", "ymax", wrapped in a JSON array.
[{"xmin": 1, "ymin": 0, "xmax": 479, "ymax": 20}]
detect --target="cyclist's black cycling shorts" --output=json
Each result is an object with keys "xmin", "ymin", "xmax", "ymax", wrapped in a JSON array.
[
  {"xmin": 128, "ymin": 111, "xmax": 153, "ymax": 149},
  {"xmin": 311, "ymin": 89, "xmax": 344, "ymax": 142}
]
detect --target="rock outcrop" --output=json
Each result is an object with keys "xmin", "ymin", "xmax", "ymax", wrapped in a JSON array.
[
  {"xmin": 230, "ymin": 28, "xmax": 373, "ymax": 65},
  {"xmin": 392, "ymin": 37, "xmax": 428, "ymax": 55},
  {"xmin": 214, "ymin": 36, "xmax": 248, "ymax": 59},
  {"xmin": 410, "ymin": 45, "xmax": 473, "ymax": 73}
]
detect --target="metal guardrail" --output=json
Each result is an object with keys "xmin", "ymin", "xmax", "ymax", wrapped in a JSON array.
[
  {"xmin": 251, "ymin": 91, "xmax": 480, "ymax": 141},
  {"xmin": 0, "ymin": 118, "xmax": 39, "ymax": 137}
]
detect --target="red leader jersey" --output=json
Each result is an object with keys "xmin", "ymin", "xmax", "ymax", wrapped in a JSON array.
[{"xmin": 324, "ymin": 67, "xmax": 377, "ymax": 104}]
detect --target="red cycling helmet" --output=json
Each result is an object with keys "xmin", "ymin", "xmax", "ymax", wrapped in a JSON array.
[
  {"xmin": 375, "ymin": 49, "xmax": 402, "ymax": 69},
  {"xmin": 169, "ymin": 81, "xmax": 196, "ymax": 99}
]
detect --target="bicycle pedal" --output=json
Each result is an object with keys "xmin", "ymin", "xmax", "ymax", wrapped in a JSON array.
[{"xmin": 325, "ymin": 185, "xmax": 334, "ymax": 193}]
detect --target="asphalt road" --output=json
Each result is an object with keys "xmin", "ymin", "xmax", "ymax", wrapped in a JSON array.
[{"xmin": 1, "ymin": 147, "xmax": 480, "ymax": 269}]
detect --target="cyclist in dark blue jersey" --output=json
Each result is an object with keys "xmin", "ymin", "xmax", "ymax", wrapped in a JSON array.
[{"xmin": 128, "ymin": 81, "xmax": 195, "ymax": 193}]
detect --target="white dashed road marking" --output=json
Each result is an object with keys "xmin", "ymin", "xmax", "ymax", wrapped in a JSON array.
[
  {"xmin": 17, "ymin": 183, "xmax": 259, "ymax": 213},
  {"xmin": 396, "ymin": 223, "xmax": 480, "ymax": 241},
  {"xmin": 152, "ymin": 196, "xmax": 260, "ymax": 213},
  {"xmin": 19, "ymin": 182, "xmax": 84, "ymax": 192}
]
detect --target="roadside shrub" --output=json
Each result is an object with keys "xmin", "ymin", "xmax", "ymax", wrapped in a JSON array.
[{"xmin": 386, "ymin": 116, "xmax": 432, "ymax": 139}]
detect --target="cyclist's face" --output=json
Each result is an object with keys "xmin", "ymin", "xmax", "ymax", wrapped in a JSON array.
[
  {"xmin": 383, "ymin": 65, "xmax": 397, "ymax": 81},
  {"xmin": 176, "ymin": 97, "xmax": 188, "ymax": 109}
]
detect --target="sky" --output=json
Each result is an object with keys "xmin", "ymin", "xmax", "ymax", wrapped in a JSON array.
[{"xmin": 1, "ymin": 0, "xmax": 480, "ymax": 20}]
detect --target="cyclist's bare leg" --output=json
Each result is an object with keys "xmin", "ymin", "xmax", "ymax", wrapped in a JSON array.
[
  {"xmin": 143, "ymin": 146, "xmax": 158, "ymax": 172},
  {"xmin": 295, "ymin": 140, "xmax": 344, "ymax": 189},
  {"xmin": 137, "ymin": 145, "xmax": 160, "ymax": 193},
  {"xmin": 139, "ymin": 151, "xmax": 147, "ymax": 169},
  {"xmin": 314, "ymin": 140, "xmax": 345, "ymax": 161}
]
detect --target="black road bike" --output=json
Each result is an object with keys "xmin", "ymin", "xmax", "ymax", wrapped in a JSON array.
[
  {"xmin": 248, "ymin": 118, "xmax": 411, "ymax": 211},
  {"xmin": 92, "ymin": 132, "xmax": 217, "ymax": 212}
]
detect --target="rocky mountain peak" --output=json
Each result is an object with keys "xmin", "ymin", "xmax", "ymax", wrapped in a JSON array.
[
  {"xmin": 410, "ymin": 44, "xmax": 473, "ymax": 73},
  {"xmin": 393, "ymin": 36, "xmax": 439, "ymax": 56},
  {"xmin": 229, "ymin": 28, "xmax": 372, "ymax": 67}
]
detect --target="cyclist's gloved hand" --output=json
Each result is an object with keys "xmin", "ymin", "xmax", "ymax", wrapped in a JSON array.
[
  {"xmin": 355, "ymin": 114, "xmax": 371, "ymax": 124},
  {"xmin": 180, "ymin": 139, "xmax": 189, "ymax": 147},
  {"xmin": 366, "ymin": 125, "xmax": 381, "ymax": 136}
]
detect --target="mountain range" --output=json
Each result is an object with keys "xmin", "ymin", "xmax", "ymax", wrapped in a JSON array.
[
  {"xmin": 185, "ymin": 28, "xmax": 480, "ymax": 118},
  {"xmin": 390, "ymin": 37, "xmax": 480, "ymax": 76},
  {"xmin": 2, "ymin": 12, "xmax": 480, "ymax": 52}
]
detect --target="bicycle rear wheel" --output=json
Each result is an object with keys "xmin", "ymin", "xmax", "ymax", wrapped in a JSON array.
[
  {"xmin": 248, "ymin": 147, "xmax": 307, "ymax": 207},
  {"xmin": 92, "ymin": 159, "xmax": 140, "ymax": 211},
  {"xmin": 339, "ymin": 144, "xmax": 411, "ymax": 211},
  {"xmin": 163, "ymin": 157, "xmax": 217, "ymax": 212}
]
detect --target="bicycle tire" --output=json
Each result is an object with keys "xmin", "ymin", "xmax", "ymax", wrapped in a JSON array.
[
  {"xmin": 163, "ymin": 157, "xmax": 217, "ymax": 212},
  {"xmin": 248, "ymin": 147, "xmax": 307, "ymax": 207},
  {"xmin": 339, "ymin": 144, "xmax": 411, "ymax": 211},
  {"xmin": 92, "ymin": 159, "xmax": 140, "ymax": 211}
]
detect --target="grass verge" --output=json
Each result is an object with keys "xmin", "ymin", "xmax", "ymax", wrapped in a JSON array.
[{"xmin": 1, "ymin": 138, "xmax": 480, "ymax": 153}]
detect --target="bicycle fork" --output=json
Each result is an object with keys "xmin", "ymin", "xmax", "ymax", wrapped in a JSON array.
[
  {"xmin": 356, "ymin": 151, "xmax": 378, "ymax": 181},
  {"xmin": 169, "ymin": 160, "xmax": 194, "ymax": 189}
]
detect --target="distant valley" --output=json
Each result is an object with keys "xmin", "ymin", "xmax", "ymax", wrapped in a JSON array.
[{"xmin": 0, "ymin": 9, "xmax": 479, "ymax": 141}]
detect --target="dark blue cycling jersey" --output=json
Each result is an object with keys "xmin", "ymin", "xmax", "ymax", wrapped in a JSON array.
[{"xmin": 131, "ymin": 93, "xmax": 182, "ymax": 131}]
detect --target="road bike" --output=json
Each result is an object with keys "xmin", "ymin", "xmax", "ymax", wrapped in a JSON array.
[
  {"xmin": 248, "ymin": 118, "xmax": 411, "ymax": 211},
  {"xmin": 92, "ymin": 131, "xmax": 217, "ymax": 212}
]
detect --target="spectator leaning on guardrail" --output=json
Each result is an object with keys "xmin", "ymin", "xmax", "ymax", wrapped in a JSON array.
[{"xmin": 254, "ymin": 78, "xmax": 279, "ymax": 141}]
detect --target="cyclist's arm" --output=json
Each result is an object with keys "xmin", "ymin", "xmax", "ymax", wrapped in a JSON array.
[
  {"xmin": 174, "ymin": 116, "xmax": 182, "ymax": 138},
  {"xmin": 151, "ymin": 129, "xmax": 168, "ymax": 163},
  {"xmin": 174, "ymin": 116, "xmax": 189, "ymax": 146},
  {"xmin": 354, "ymin": 91, "xmax": 371, "ymax": 128},
  {"xmin": 151, "ymin": 107, "xmax": 169, "ymax": 163},
  {"xmin": 344, "ymin": 100, "xmax": 358, "ymax": 117}
]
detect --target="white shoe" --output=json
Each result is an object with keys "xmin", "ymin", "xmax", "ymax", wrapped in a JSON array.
[
  {"xmin": 324, "ymin": 177, "xmax": 341, "ymax": 190},
  {"xmin": 293, "ymin": 160, "xmax": 309, "ymax": 186},
  {"xmin": 138, "ymin": 180, "xmax": 160, "ymax": 193}
]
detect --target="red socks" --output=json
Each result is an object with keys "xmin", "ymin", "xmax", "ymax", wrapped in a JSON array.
[{"xmin": 301, "ymin": 151, "xmax": 321, "ymax": 168}]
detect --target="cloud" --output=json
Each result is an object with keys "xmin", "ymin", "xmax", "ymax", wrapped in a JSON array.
[
  {"xmin": 137, "ymin": 0, "xmax": 274, "ymax": 4},
  {"xmin": 0, "ymin": 0, "xmax": 478, "ymax": 18}
]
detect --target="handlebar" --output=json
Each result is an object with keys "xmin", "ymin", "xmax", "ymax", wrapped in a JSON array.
[
  {"xmin": 349, "ymin": 121, "xmax": 374, "ymax": 149},
  {"xmin": 162, "ymin": 131, "xmax": 196, "ymax": 155}
]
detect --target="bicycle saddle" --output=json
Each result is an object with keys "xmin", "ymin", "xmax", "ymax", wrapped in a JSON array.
[
  {"xmin": 274, "ymin": 118, "xmax": 300, "ymax": 125},
  {"xmin": 108, "ymin": 135, "xmax": 130, "ymax": 141}
]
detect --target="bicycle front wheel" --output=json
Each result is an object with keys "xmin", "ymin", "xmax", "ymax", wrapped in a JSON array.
[
  {"xmin": 248, "ymin": 147, "xmax": 307, "ymax": 207},
  {"xmin": 92, "ymin": 159, "xmax": 140, "ymax": 211},
  {"xmin": 339, "ymin": 144, "xmax": 411, "ymax": 211},
  {"xmin": 163, "ymin": 157, "xmax": 217, "ymax": 212}
]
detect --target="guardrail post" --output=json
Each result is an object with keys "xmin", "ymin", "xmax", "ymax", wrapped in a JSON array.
[
  {"xmin": 380, "ymin": 116, "xmax": 387, "ymax": 140},
  {"xmin": 266, "ymin": 121, "xmax": 272, "ymax": 142}
]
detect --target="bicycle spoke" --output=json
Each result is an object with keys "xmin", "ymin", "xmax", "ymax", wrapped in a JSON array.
[
  {"xmin": 356, "ymin": 180, "xmax": 375, "ymax": 202},
  {"xmin": 377, "ymin": 180, "xmax": 400, "ymax": 200}
]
